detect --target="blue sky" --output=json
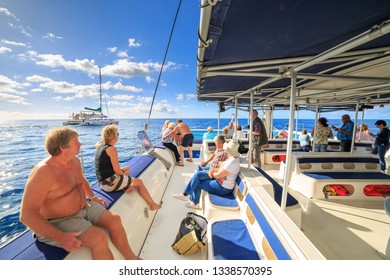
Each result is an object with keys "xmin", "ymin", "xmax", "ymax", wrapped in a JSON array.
[{"xmin": 0, "ymin": 0, "xmax": 388, "ymax": 121}]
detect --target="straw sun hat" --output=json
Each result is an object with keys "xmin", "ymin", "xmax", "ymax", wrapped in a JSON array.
[{"xmin": 223, "ymin": 139, "xmax": 240, "ymax": 158}]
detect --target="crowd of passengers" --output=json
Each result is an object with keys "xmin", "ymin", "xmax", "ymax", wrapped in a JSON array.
[{"xmin": 18, "ymin": 112, "xmax": 389, "ymax": 260}]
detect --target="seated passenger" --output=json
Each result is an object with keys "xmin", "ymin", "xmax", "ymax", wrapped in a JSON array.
[
  {"xmin": 20, "ymin": 127, "xmax": 141, "ymax": 260},
  {"xmin": 95, "ymin": 125, "xmax": 161, "ymax": 210},
  {"xmin": 172, "ymin": 139, "xmax": 241, "ymax": 209},
  {"xmin": 222, "ymin": 127, "xmax": 229, "ymax": 138},
  {"xmin": 299, "ymin": 129, "xmax": 311, "ymax": 151},
  {"xmin": 278, "ymin": 130, "xmax": 288, "ymax": 139},
  {"xmin": 202, "ymin": 126, "xmax": 215, "ymax": 140},
  {"xmin": 355, "ymin": 123, "xmax": 373, "ymax": 141},
  {"xmin": 226, "ymin": 121, "xmax": 235, "ymax": 138},
  {"xmin": 198, "ymin": 135, "xmax": 228, "ymax": 171},
  {"xmin": 233, "ymin": 125, "xmax": 246, "ymax": 139}
]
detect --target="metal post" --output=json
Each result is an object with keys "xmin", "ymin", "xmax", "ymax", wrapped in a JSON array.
[
  {"xmin": 351, "ymin": 101, "xmax": 360, "ymax": 154},
  {"xmin": 282, "ymin": 70, "xmax": 297, "ymax": 211},
  {"xmin": 248, "ymin": 92, "xmax": 254, "ymax": 169},
  {"xmin": 312, "ymin": 105, "xmax": 320, "ymax": 153},
  {"xmin": 358, "ymin": 108, "xmax": 366, "ymax": 141},
  {"xmin": 234, "ymin": 97, "xmax": 238, "ymax": 138},
  {"xmin": 295, "ymin": 106, "xmax": 299, "ymax": 139},
  {"xmin": 217, "ymin": 102, "xmax": 221, "ymax": 134}
]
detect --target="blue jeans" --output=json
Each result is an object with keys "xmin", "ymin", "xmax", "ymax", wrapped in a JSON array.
[
  {"xmin": 184, "ymin": 171, "xmax": 232, "ymax": 204},
  {"xmin": 372, "ymin": 145, "xmax": 390, "ymax": 171},
  {"xmin": 314, "ymin": 144, "xmax": 328, "ymax": 152},
  {"xmin": 197, "ymin": 163, "xmax": 210, "ymax": 172}
]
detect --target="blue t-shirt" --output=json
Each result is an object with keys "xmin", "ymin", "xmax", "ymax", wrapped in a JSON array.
[
  {"xmin": 299, "ymin": 134, "xmax": 310, "ymax": 147},
  {"xmin": 203, "ymin": 132, "xmax": 214, "ymax": 140},
  {"xmin": 338, "ymin": 121, "xmax": 354, "ymax": 140}
]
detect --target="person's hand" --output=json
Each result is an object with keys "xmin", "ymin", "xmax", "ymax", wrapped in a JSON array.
[
  {"xmin": 59, "ymin": 231, "xmax": 82, "ymax": 252},
  {"xmin": 92, "ymin": 196, "xmax": 108, "ymax": 207},
  {"xmin": 200, "ymin": 161, "xmax": 206, "ymax": 166},
  {"xmin": 121, "ymin": 166, "xmax": 130, "ymax": 175}
]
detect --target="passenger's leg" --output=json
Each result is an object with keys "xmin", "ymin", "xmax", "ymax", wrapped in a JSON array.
[
  {"xmin": 80, "ymin": 225, "xmax": 113, "ymax": 259},
  {"xmin": 184, "ymin": 171, "xmax": 210, "ymax": 199},
  {"xmin": 131, "ymin": 178, "xmax": 162, "ymax": 210},
  {"xmin": 378, "ymin": 145, "xmax": 387, "ymax": 171},
  {"xmin": 95, "ymin": 211, "xmax": 141, "ymax": 260}
]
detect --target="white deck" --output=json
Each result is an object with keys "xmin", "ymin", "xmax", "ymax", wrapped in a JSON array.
[{"xmin": 140, "ymin": 157, "xmax": 205, "ymax": 260}]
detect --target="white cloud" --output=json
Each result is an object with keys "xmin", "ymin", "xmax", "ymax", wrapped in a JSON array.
[
  {"xmin": 0, "ymin": 46, "xmax": 12, "ymax": 53},
  {"xmin": 103, "ymin": 59, "xmax": 157, "ymax": 78},
  {"xmin": 24, "ymin": 51, "xmax": 99, "ymax": 75},
  {"xmin": 112, "ymin": 94, "xmax": 136, "ymax": 101},
  {"xmin": 117, "ymin": 51, "xmax": 128, "ymax": 58},
  {"xmin": 0, "ymin": 7, "xmax": 20, "ymax": 21},
  {"xmin": 1, "ymin": 39, "xmax": 27, "ymax": 47},
  {"xmin": 176, "ymin": 93, "xmax": 196, "ymax": 101},
  {"xmin": 0, "ymin": 92, "xmax": 30, "ymax": 105},
  {"xmin": 128, "ymin": 38, "xmax": 141, "ymax": 48},
  {"xmin": 107, "ymin": 47, "xmax": 117, "ymax": 53},
  {"xmin": 43, "ymin": 32, "xmax": 63, "ymax": 41},
  {"xmin": 26, "ymin": 75, "xmax": 52, "ymax": 83},
  {"xmin": 145, "ymin": 76, "xmax": 154, "ymax": 83}
]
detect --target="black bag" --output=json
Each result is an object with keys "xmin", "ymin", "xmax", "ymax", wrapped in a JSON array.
[
  {"xmin": 237, "ymin": 140, "xmax": 249, "ymax": 154},
  {"xmin": 171, "ymin": 212, "xmax": 208, "ymax": 255}
]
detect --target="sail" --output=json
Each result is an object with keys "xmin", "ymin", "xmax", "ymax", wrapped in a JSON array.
[{"xmin": 84, "ymin": 107, "xmax": 102, "ymax": 112}]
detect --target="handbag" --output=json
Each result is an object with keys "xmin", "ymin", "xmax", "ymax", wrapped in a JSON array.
[{"xmin": 171, "ymin": 212, "xmax": 208, "ymax": 255}]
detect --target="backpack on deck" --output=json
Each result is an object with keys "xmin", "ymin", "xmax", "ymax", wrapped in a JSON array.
[{"xmin": 171, "ymin": 212, "xmax": 208, "ymax": 255}]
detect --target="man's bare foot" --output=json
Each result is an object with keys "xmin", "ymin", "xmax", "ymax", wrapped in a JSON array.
[{"xmin": 186, "ymin": 159, "xmax": 193, "ymax": 162}]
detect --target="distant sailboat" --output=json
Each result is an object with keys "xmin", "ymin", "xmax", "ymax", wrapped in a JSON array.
[{"xmin": 63, "ymin": 67, "xmax": 119, "ymax": 126}]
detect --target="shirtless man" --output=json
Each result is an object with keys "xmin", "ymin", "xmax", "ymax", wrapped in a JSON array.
[
  {"xmin": 164, "ymin": 119, "xmax": 194, "ymax": 166},
  {"xmin": 19, "ymin": 127, "xmax": 140, "ymax": 260}
]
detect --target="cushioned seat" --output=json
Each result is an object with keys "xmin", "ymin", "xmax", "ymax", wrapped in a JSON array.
[
  {"xmin": 255, "ymin": 167, "xmax": 299, "ymax": 207},
  {"xmin": 209, "ymin": 193, "xmax": 238, "ymax": 208},
  {"xmin": 211, "ymin": 220, "xmax": 259, "ymax": 260},
  {"xmin": 209, "ymin": 193, "xmax": 292, "ymax": 260},
  {"xmin": 184, "ymin": 150, "xmax": 200, "ymax": 158},
  {"xmin": 207, "ymin": 176, "xmax": 244, "ymax": 209}
]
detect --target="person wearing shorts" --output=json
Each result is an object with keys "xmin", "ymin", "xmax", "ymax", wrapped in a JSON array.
[
  {"xmin": 35, "ymin": 200, "xmax": 106, "ymax": 246},
  {"xmin": 163, "ymin": 119, "xmax": 194, "ymax": 166},
  {"xmin": 20, "ymin": 127, "xmax": 140, "ymax": 260},
  {"xmin": 95, "ymin": 125, "xmax": 161, "ymax": 210}
]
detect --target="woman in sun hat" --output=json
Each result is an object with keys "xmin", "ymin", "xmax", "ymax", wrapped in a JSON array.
[{"xmin": 172, "ymin": 139, "xmax": 241, "ymax": 209}]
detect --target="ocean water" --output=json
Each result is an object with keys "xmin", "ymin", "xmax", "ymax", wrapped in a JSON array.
[{"xmin": 0, "ymin": 117, "xmax": 383, "ymax": 248}]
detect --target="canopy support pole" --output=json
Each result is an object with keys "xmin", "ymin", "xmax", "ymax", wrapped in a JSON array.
[
  {"xmin": 217, "ymin": 102, "xmax": 221, "ymax": 134},
  {"xmin": 282, "ymin": 70, "xmax": 297, "ymax": 211},
  {"xmin": 351, "ymin": 101, "xmax": 360, "ymax": 154},
  {"xmin": 312, "ymin": 105, "xmax": 320, "ymax": 153},
  {"xmin": 248, "ymin": 92, "xmax": 254, "ymax": 169}
]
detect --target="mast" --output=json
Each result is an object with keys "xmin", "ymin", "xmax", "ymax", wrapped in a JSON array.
[{"xmin": 99, "ymin": 66, "xmax": 102, "ymax": 111}]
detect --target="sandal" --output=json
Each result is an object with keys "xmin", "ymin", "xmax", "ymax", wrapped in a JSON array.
[{"xmin": 186, "ymin": 159, "xmax": 193, "ymax": 162}]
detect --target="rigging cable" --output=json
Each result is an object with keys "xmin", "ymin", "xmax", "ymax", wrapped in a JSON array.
[{"xmin": 145, "ymin": 0, "xmax": 182, "ymax": 131}]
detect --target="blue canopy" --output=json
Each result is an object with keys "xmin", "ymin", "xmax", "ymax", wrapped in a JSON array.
[{"xmin": 197, "ymin": 0, "xmax": 390, "ymax": 109}]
